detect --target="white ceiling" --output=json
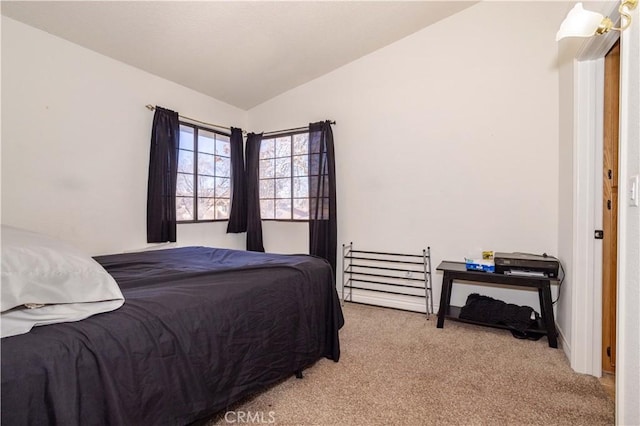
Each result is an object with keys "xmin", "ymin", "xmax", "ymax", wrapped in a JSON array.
[{"xmin": 2, "ymin": 1, "xmax": 477, "ymax": 110}]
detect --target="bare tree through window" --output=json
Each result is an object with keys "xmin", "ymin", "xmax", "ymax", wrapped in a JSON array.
[
  {"xmin": 176, "ymin": 123, "xmax": 231, "ymax": 222},
  {"xmin": 259, "ymin": 132, "xmax": 310, "ymax": 220}
]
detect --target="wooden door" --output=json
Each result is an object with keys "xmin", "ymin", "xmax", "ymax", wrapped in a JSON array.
[{"xmin": 602, "ymin": 40, "xmax": 620, "ymax": 374}]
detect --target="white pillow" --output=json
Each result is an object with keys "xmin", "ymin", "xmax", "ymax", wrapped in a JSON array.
[{"xmin": 1, "ymin": 225, "xmax": 124, "ymax": 338}]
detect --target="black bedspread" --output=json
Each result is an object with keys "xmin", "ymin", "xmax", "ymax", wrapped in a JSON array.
[{"xmin": 1, "ymin": 247, "xmax": 344, "ymax": 425}]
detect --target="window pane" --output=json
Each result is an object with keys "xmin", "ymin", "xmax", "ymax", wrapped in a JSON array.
[
  {"xmin": 179, "ymin": 125, "xmax": 194, "ymax": 151},
  {"xmin": 293, "ymin": 134, "xmax": 308, "ymax": 155},
  {"xmin": 215, "ymin": 177, "xmax": 231, "ymax": 198},
  {"xmin": 198, "ymin": 152, "xmax": 215, "ymax": 175},
  {"xmin": 260, "ymin": 159, "xmax": 275, "ymax": 178},
  {"xmin": 275, "ymin": 199, "xmax": 292, "ymax": 219},
  {"xmin": 275, "ymin": 137, "xmax": 291, "ymax": 157},
  {"xmin": 198, "ymin": 129, "xmax": 216, "ymax": 154},
  {"xmin": 292, "ymin": 155, "xmax": 308, "ymax": 176},
  {"xmin": 178, "ymin": 149, "xmax": 194, "ymax": 173},
  {"xmin": 260, "ymin": 199, "xmax": 275, "ymax": 219},
  {"xmin": 177, "ymin": 197, "xmax": 194, "ymax": 221},
  {"xmin": 275, "ymin": 178, "xmax": 291, "ymax": 199},
  {"xmin": 275, "ymin": 157, "xmax": 291, "ymax": 178},
  {"xmin": 215, "ymin": 199, "xmax": 230, "ymax": 220},
  {"xmin": 176, "ymin": 124, "xmax": 237, "ymax": 224},
  {"xmin": 177, "ymin": 173, "xmax": 194, "ymax": 196},
  {"xmin": 216, "ymin": 136, "xmax": 230, "ymax": 157},
  {"xmin": 198, "ymin": 198, "xmax": 216, "ymax": 220},
  {"xmin": 198, "ymin": 175, "xmax": 215, "ymax": 197},
  {"xmin": 293, "ymin": 199, "xmax": 309, "ymax": 220},
  {"xmin": 260, "ymin": 179, "xmax": 275, "ymax": 198},
  {"xmin": 260, "ymin": 139, "xmax": 275, "ymax": 159},
  {"xmin": 216, "ymin": 156, "xmax": 231, "ymax": 177},
  {"xmin": 293, "ymin": 177, "xmax": 308, "ymax": 198}
]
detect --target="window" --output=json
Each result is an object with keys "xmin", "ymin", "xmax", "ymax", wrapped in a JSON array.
[
  {"xmin": 176, "ymin": 123, "xmax": 231, "ymax": 222},
  {"xmin": 259, "ymin": 132, "xmax": 310, "ymax": 220}
]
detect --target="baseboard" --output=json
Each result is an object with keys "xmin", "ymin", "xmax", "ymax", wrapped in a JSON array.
[
  {"xmin": 557, "ymin": 324, "xmax": 572, "ymax": 364},
  {"xmin": 342, "ymin": 290, "xmax": 428, "ymax": 314}
]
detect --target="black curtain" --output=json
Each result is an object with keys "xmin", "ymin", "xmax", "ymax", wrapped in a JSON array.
[
  {"xmin": 245, "ymin": 132, "xmax": 265, "ymax": 252},
  {"xmin": 308, "ymin": 121, "xmax": 337, "ymax": 276},
  {"xmin": 147, "ymin": 106, "xmax": 179, "ymax": 243},
  {"xmin": 226, "ymin": 127, "xmax": 247, "ymax": 233}
]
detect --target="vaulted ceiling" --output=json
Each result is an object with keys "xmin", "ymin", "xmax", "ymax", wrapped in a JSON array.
[{"xmin": 2, "ymin": 1, "xmax": 477, "ymax": 109}]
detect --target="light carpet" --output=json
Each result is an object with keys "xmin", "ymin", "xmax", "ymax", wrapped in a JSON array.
[{"xmin": 207, "ymin": 302, "xmax": 614, "ymax": 425}]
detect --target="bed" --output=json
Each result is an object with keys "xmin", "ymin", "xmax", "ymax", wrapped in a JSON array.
[{"xmin": 1, "ymin": 234, "xmax": 344, "ymax": 425}]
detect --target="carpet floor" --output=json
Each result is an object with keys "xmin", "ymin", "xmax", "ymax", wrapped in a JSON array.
[{"xmin": 208, "ymin": 302, "xmax": 614, "ymax": 425}]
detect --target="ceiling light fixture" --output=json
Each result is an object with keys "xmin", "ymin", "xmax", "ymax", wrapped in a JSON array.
[{"xmin": 556, "ymin": 0, "xmax": 638, "ymax": 41}]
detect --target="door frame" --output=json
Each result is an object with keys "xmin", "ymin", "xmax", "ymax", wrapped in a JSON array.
[{"xmin": 570, "ymin": 5, "xmax": 620, "ymax": 377}]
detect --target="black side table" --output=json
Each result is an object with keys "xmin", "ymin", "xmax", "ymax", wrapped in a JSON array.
[{"xmin": 436, "ymin": 261, "xmax": 559, "ymax": 348}]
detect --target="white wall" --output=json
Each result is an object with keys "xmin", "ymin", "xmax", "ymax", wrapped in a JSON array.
[
  {"xmin": 618, "ymin": 5, "xmax": 640, "ymax": 422},
  {"xmin": 1, "ymin": 17, "xmax": 248, "ymax": 255},
  {"xmin": 249, "ymin": 2, "xmax": 568, "ymax": 312}
]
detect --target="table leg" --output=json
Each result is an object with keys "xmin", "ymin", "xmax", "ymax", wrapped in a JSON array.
[
  {"xmin": 437, "ymin": 272, "xmax": 453, "ymax": 328},
  {"xmin": 540, "ymin": 283, "xmax": 558, "ymax": 348},
  {"xmin": 537, "ymin": 288, "xmax": 545, "ymax": 323}
]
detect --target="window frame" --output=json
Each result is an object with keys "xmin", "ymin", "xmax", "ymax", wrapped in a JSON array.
[
  {"xmin": 176, "ymin": 121, "xmax": 232, "ymax": 224},
  {"xmin": 258, "ymin": 130, "xmax": 311, "ymax": 222}
]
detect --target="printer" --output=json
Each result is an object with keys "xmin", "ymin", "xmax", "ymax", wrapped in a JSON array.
[{"xmin": 494, "ymin": 252, "xmax": 559, "ymax": 278}]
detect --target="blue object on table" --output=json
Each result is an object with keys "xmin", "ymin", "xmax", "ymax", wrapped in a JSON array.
[{"xmin": 464, "ymin": 259, "xmax": 495, "ymax": 273}]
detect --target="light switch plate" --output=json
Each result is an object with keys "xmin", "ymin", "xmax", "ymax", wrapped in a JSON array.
[{"xmin": 630, "ymin": 175, "xmax": 639, "ymax": 207}]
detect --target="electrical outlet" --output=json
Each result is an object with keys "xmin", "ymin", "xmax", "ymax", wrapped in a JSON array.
[{"xmin": 630, "ymin": 175, "xmax": 639, "ymax": 207}]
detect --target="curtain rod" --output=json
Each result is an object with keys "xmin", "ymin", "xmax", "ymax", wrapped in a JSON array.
[
  {"xmin": 263, "ymin": 121, "xmax": 336, "ymax": 137},
  {"xmin": 145, "ymin": 104, "xmax": 239, "ymax": 134},
  {"xmin": 145, "ymin": 104, "xmax": 335, "ymax": 137}
]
